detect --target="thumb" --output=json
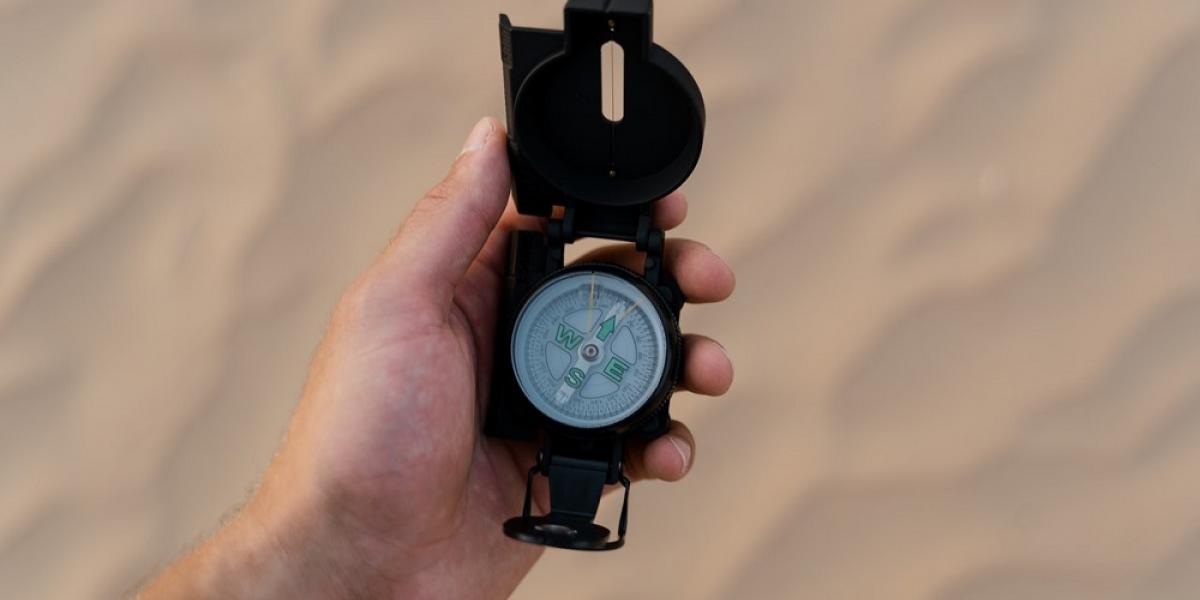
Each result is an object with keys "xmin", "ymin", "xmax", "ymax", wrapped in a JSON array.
[{"xmin": 377, "ymin": 117, "xmax": 510, "ymax": 303}]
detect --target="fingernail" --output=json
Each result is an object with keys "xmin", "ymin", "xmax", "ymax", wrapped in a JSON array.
[
  {"xmin": 668, "ymin": 435, "xmax": 692, "ymax": 474},
  {"xmin": 459, "ymin": 118, "xmax": 493, "ymax": 156}
]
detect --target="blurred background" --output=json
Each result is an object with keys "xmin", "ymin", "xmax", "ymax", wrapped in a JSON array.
[{"xmin": 2, "ymin": 0, "xmax": 1200, "ymax": 598}]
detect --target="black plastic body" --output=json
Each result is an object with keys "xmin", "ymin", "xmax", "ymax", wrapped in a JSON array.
[
  {"xmin": 500, "ymin": 0, "xmax": 705, "ymax": 223},
  {"xmin": 486, "ymin": 0, "xmax": 704, "ymax": 551}
]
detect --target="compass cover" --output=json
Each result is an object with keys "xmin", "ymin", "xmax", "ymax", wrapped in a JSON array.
[{"xmin": 501, "ymin": 0, "xmax": 706, "ymax": 216}]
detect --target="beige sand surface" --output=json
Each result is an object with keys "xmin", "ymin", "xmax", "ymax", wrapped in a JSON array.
[{"xmin": 2, "ymin": 1, "xmax": 1200, "ymax": 598}]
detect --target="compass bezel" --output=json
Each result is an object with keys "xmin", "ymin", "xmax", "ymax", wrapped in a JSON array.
[{"xmin": 508, "ymin": 262, "xmax": 680, "ymax": 439}]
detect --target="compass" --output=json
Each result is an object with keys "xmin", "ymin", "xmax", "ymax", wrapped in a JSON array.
[
  {"xmin": 485, "ymin": 0, "xmax": 705, "ymax": 551},
  {"xmin": 512, "ymin": 265, "xmax": 678, "ymax": 431}
]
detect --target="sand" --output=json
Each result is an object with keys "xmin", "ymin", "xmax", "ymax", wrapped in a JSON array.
[{"xmin": 1, "ymin": 0, "xmax": 1199, "ymax": 598}]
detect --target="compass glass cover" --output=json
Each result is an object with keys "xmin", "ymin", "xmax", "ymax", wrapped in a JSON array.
[{"xmin": 512, "ymin": 270, "xmax": 669, "ymax": 429}]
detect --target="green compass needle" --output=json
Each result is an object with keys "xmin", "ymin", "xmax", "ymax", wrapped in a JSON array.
[{"xmin": 596, "ymin": 316, "xmax": 616, "ymax": 341}]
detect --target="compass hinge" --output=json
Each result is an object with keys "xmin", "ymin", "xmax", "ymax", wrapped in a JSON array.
[
  {"xmin": 547, "ymin": 204, "xmax": 668, "ymax": 286},
  {"xmin": 635, "ymin": 209, "xmax": 665, "ymax": 287}
]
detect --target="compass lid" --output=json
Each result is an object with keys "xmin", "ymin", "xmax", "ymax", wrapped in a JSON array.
[{"xmin": 500, "ymin": 0, "xmax": 705, "ymax": 224}]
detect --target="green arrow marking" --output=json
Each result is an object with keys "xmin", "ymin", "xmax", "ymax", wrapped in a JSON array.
[
  {"xmin": 596, "ymin": 316, "xmax": 616, "ymax": 342},
  {"xmin": 555, "ymin": 323, "xmax": 584, "ymax": 351}
]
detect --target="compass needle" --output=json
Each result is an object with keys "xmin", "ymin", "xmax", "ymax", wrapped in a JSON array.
[
  {"xmin": 587, "ymin": 273, "xmax": 596, "ymax": 331},
  {"xmin": 620, "ymin": 301, "xmax": 640, "ymax": 322}
]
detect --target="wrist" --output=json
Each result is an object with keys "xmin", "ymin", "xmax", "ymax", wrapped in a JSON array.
[
  {"xmin": 137, "ymin": 504, "xmax": 321, "ymax": 599},
  {"xmin": 139, "ymin": 461, "xmax": 385, "ymax": 598},
  {"xmin": 235, "ymin": 460, "xmax": 379, "ymax": 598}
]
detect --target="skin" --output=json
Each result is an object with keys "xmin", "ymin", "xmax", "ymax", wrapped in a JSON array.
[{"xmin": 138, "ymin": 118, "xmax": 735, "ymax": 599}]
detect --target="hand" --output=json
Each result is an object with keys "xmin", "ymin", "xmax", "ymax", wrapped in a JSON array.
[{"xmin": 139, "ymin": 118, "xmax": 735, "ymax": 599}]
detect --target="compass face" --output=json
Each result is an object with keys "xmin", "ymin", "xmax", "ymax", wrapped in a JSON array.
[{"xmin": 511, "ymin": 269, "xmax": 670, "ymax": 429}]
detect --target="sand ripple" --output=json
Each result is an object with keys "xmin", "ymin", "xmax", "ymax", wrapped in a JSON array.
[{"xmin": 1, "ymin": 1, "xmax": 1199, "ymax": 598}]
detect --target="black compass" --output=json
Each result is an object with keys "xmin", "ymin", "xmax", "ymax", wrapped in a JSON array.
[{"xmin": 485, "ymin": 0, "xmax": 704, "ymax": 551}]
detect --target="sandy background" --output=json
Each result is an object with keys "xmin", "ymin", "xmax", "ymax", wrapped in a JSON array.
[{"xmin": 2, "ymin": 0, "xmax": 1200, "ymax": 598}]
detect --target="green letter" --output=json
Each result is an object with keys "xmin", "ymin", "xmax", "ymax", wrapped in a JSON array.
[
  {"xmin": 555, "ymin": 324, "xmax": 584, "ymax": 351},
  {"xmin": 565, "ymin": 368, "xmax": 586, "ymax": 388},
  {"xmin": 602, "ymin": 356, "xmax": 631, "ymax": 383}
]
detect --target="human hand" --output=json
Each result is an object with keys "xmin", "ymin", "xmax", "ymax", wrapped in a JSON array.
[{"xmin": 139, "ymin": 117, "xmax": 735, "ymax": 599}]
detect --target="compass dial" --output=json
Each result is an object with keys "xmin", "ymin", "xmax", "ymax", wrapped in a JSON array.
[{"xmin": 511, "ymin": 268, "xmax": 670, "ymax": 429}]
